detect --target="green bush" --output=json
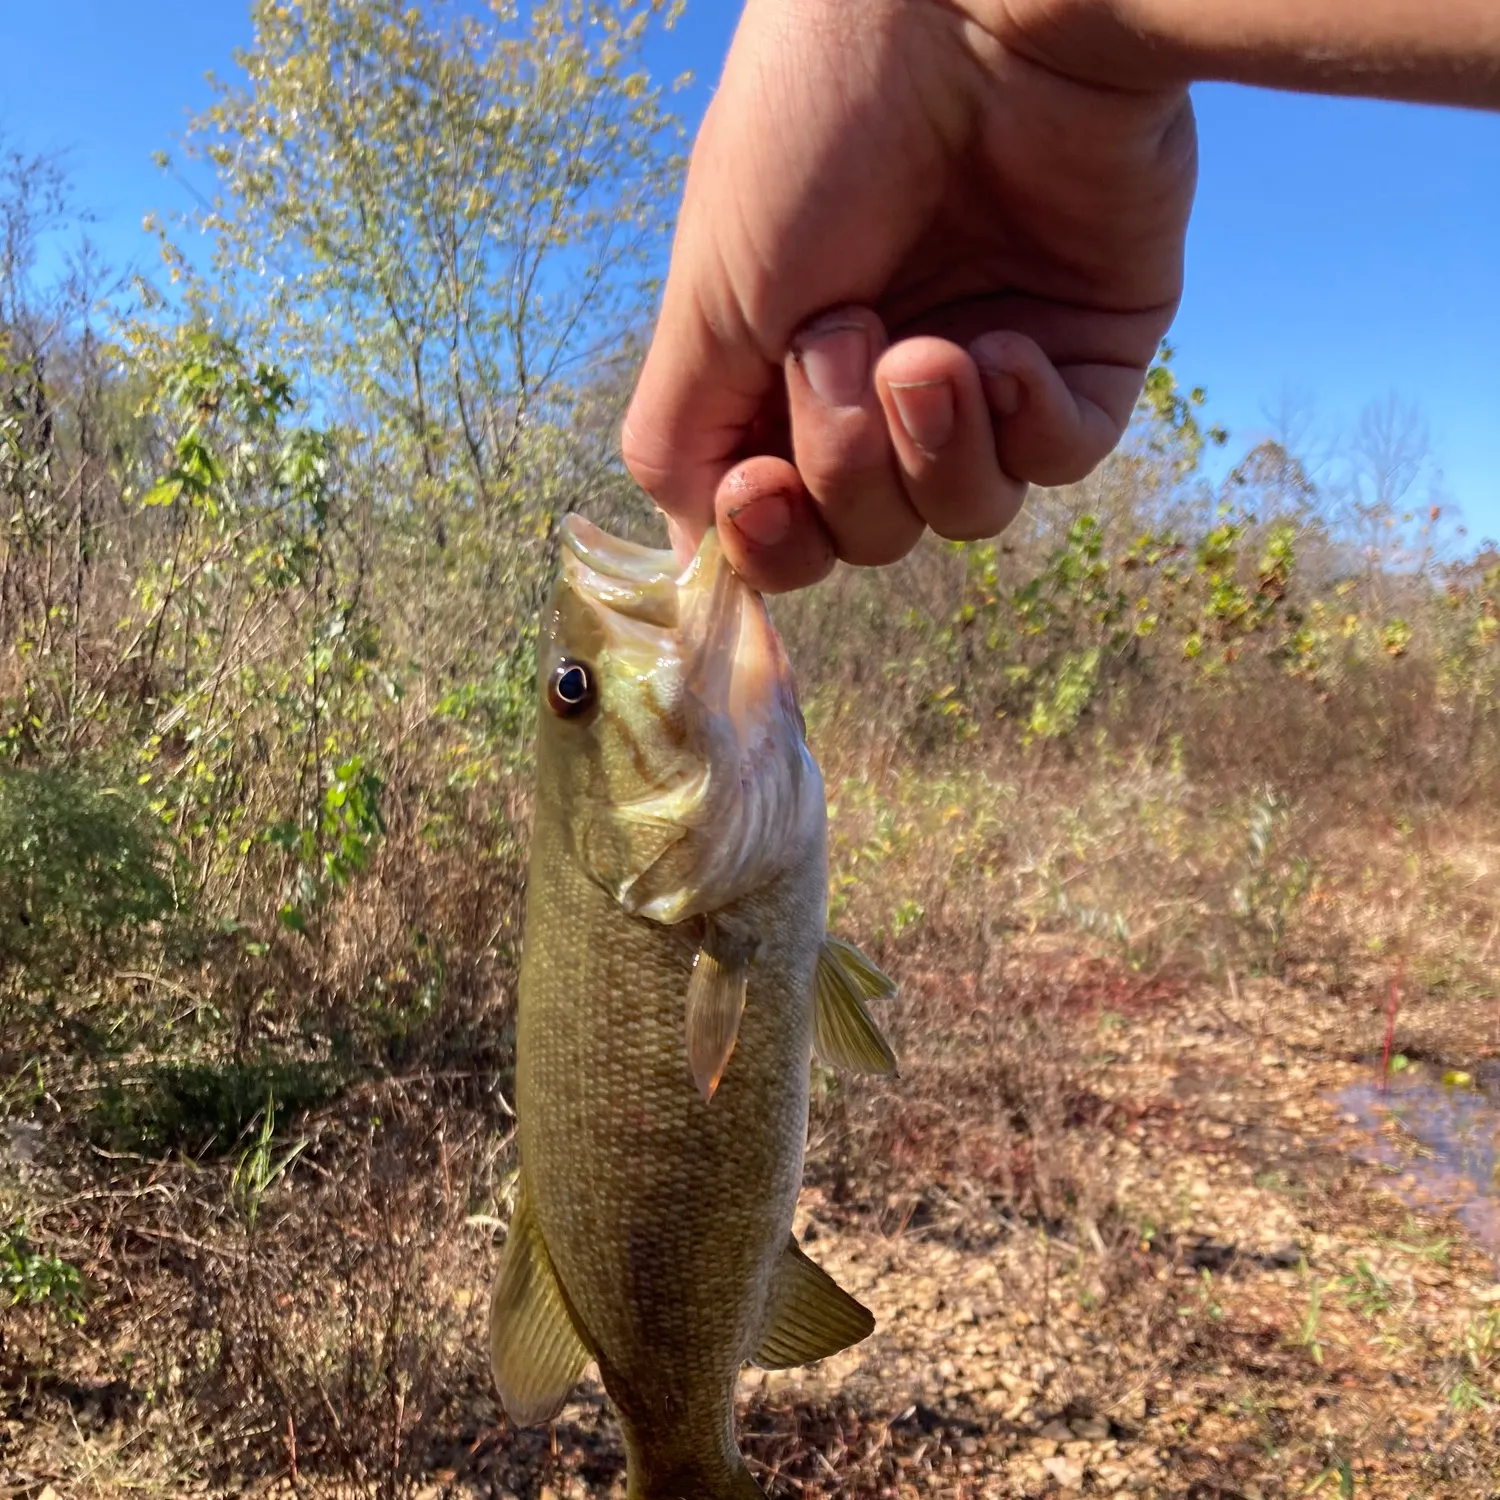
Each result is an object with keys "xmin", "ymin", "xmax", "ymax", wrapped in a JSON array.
[
  {"xmin": 0, "ymin": 1219, "xmax": 86, "ymax": 1323},
  {"xmin": 0, "ymin": 768, "xmax": 177, "ymax": 986},
  {"xmin": 88, "ymin": 1057, "xmax": 347, "ymax": 1157}
]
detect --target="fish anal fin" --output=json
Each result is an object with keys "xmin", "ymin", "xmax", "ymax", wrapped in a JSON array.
[
  {"xmin": 752, "ymin": 1237, "xmax": 875, "ymax": 1370},
  {"xmin": 813, "ymin": 936, "xmax": 898, "ymax": 1076},
  {"xmin": 686, "ymin": 917, "xmax": 759, "ymax": 1102},
  {"xmin": 488, "ymin": 1180, "xmax": 590, "ymax": 1426}
]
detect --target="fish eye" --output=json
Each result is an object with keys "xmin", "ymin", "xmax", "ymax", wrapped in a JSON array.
[{"xmin": 547, "ymin": 659, "xmax": 597, "ymax": 718}]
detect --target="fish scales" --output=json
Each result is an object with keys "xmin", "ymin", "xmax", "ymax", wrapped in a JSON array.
[
  {"xmin": 520, "ymin": 812, "xmax": 823, "ymax": 1494},
  {"xmin": 489, "ymin": 517, "xmax": 898, "ymax": 1500}
]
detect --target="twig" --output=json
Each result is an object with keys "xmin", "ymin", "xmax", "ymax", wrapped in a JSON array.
[{"xmin": 1379, "ymin": 958, "xmax": 1405, "ymax": 1093}]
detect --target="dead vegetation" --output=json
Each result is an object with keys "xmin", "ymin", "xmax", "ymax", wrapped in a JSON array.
[
  {"xmin": 5, "ymin": 729, "xmax": 1499, "ymax": 1499},
  {"xmin": 4, "ymin": 7, "xmax": 1500, "ymax": 1495}
]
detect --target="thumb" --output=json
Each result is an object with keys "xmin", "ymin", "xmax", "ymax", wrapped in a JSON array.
[{"xmin": 622, "ymin": 265, "xmax": 776, "ymax": 551}]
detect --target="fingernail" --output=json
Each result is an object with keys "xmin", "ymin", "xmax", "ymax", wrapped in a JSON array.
[
  {"xmin": 794, "ymin": 319, "xmax": 870, "ymax": 408},
  {"xmin": 727, "ymin": 492, "xmax": 791, "ymax": 548},
  {"xmin": 888, "ymin": 378, "xmax": 955, "ymax": 453}
]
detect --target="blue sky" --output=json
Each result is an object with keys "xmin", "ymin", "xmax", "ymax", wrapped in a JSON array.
[{"xmin": 4, "ymin": 1, "xmax": 1497, "ymax": 537}]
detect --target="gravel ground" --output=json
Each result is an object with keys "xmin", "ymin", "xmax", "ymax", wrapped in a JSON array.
[{"xmin": 4, "ymin": 963, "xmax": 1497, "ymax": 1499}]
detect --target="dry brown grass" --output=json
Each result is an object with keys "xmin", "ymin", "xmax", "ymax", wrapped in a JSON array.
[
  {"xmin": 6, "ymin": 505, "xmax": 1500, "ymax": 1497},
  {"xmin": 7, "ymin": 730, "xmax": 1499, "ymax": 1497}
]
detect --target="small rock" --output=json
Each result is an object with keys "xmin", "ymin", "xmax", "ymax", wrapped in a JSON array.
[
  {"xmin": 1071, "ymin": 1413, "xmax": 1110, "ymax": 1441},
  {"xmin": 1042, "ymin": 1454, "xmax": 1086, "ymax": 1488},
  {"xmin": 1008, "ymin": 1457, "xmax": 1049, "ymax": 1488},
  {"xmin": 1038, "ymin": 1418, "xmax": 1074, "ymax": 1441},
  {"xmin": 1, "ymin": 1120, "xmax": 44, "ymax": 1168}
]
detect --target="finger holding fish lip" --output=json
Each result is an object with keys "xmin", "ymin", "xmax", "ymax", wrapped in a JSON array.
[
  {"xmin": 714, "ymin": 456, "xmax": 838, "ymax": 595},
  {"xmin": 691, "ymin": 329, "xmax": 1031, "ymax": 593}
]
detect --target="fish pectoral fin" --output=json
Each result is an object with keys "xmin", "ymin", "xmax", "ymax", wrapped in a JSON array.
[
  {"xmin": 753, "ymin": 1237, "xmax": 875, "ymax": 1369},
  {"xmin": 686, "ymin": 916, "xmax": 760, "ymax": 1102},
  {"xmin": 813, "ymin": 936, "xmax": 898, "ymax": 1076},
  {"xmin": 488, "ymin": 1181, "xmax": 590, "ymax": 1426}
]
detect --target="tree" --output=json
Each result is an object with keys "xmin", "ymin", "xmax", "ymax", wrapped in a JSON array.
[
  {"xmin": 1, "ymin": 139, "xmax": 151, "ymax": 757},
  {"xmin": 151, "ymin": 0, "xmax": 684, "ymax": 673}
]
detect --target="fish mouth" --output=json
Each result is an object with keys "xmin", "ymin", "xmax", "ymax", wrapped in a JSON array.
[
  {"xmin": 559, "ymin": 516, "xmax": 681, "ymax": 631},
  {"xmin": 555, "ymin": 515, "xmax": 817, "ymax": 919},
  {"xmin": 559, "ymin": 514, "xmax": 751, "ymax": 697},
  {"xmin": 559, "ymin": 510, "xmax": 803, "ymax": 756}
]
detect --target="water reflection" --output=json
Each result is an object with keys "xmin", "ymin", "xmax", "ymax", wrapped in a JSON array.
[{"xmin": 1337, "ymin": 1068, "xmax": 1500, "ymax": 1257}]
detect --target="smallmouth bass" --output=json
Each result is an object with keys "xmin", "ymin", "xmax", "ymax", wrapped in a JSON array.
[{"xmin": 488, "ymin": 517, "xmax": 899, "ymax": 1499}]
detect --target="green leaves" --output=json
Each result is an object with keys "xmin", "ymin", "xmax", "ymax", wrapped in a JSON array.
[
  {"xmin": 1, "ymin": 1220, "xmax": 86, "ymax": 1324},
  {"xmin": 1138, "ymin": 341, "xmax": 1228, "ymax": 476},
  {"xmin": 269, "ymin": 754, "xmax": 387, "ymax": 935},
  {"xmin": 174, "ymin": 0, "xmax": 683, "ymax": 518},
  {"xmin": 0, "ymin": 769, "xmax": 178, "ymax": 987}
]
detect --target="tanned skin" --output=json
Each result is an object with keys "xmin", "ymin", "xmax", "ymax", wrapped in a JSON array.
[{"xmin": 621, "ymin": 0, "xmax": 1500, "ymax": 593}]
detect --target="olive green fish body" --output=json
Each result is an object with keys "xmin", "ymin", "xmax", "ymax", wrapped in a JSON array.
[
  {"xmin": 490, "ymin": 519, "xmax": 897, "ymax": 1500},
  {"xmin": 519, "ymin": 803, "xmax": 823, "ymax": 1495}
]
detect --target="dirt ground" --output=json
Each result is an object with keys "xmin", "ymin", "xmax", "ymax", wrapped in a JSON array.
[{"xmin": 5, "ymin": 939, "xmax": 1497, "ymax": 1500}]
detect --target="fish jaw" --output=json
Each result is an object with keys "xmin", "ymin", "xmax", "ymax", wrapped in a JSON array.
[{"xmin": 543, "ymin": 515, "xmax": 823, "ymax": 923}]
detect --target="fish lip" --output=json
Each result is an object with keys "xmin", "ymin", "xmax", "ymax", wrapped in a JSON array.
[
  {"xmin": 560, "ymin": 514, "xmax": 677, "ymax": 585},
  {"xmin": 560, "ymin": 514, "xmax": 737, "ymax": 633}
]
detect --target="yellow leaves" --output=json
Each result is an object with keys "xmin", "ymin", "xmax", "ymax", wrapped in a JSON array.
[{"xmin": 1381, "ymin": 619, "xmax": 1414, "ymax": 658}]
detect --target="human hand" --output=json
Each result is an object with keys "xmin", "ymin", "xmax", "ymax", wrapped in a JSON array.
[{"xmin": 621, "ymin": 0, "xmax": 1199, "ymax": 590}]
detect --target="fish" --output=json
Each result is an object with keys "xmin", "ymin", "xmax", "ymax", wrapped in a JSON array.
[{"xmin": 488, "ymin": 515, "xmax": 899, "ymax": 1500}]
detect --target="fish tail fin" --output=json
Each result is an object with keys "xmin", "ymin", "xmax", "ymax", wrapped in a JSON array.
[{"xmin": 622, "ymin": 1424, "xmax": 763, "ymax": 1500}]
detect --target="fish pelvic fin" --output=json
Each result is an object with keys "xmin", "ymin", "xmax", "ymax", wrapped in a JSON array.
[
  {"xmin": 685, "ymin": 917, "xmax": 760, "ymax": 1102},
  {"xmin": 752, "ymin": 1237, "xmax": 876, "ymax": 1370},
  {"xmin": 813, "ymin": 935, "xmax": 898, "ymax": 1076},
  {"xmin": 488, "ymin": 1178, "xmax": 591, "ymax": 1426}
]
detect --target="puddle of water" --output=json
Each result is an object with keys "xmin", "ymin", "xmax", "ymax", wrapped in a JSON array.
[{"xmin": 1336, "ymin": 1069, "xmax": 1500, "ymax": 1256}]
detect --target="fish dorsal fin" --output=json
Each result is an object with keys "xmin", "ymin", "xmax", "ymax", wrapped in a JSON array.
[
  {"xmin": 813, "ymin": 936, "xmax": 898, "ymax": 1076},
  {"xmin": 753, "ymin": 1237, "xmax": 875, "ymax": 1369},
  {"xmin": 489, "ymin": 1180, "xmax": 591, "ymax": 1426},
  {"xmin": 685, "ymin": 917, "xmax": 760, "ymax": 1102}
]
